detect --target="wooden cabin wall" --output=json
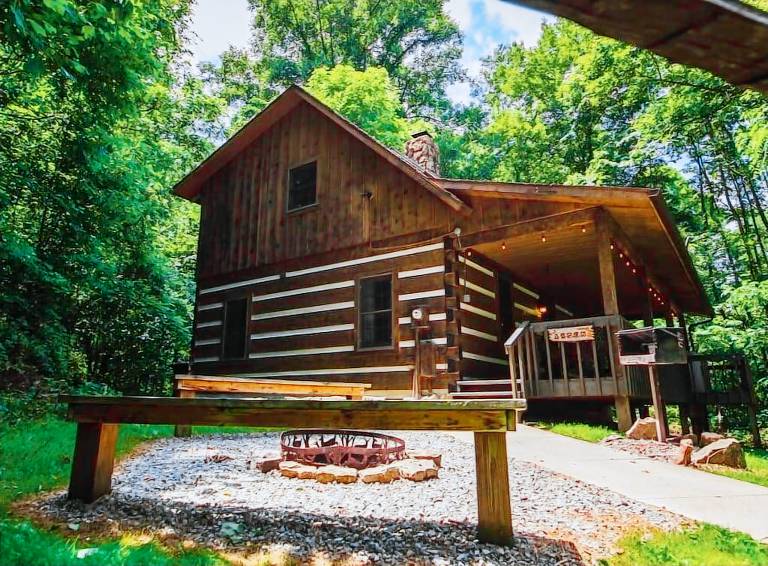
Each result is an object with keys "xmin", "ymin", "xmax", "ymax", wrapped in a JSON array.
[
  {"xmin": 196, "ymin": 101, "xmax": 457, "ymax": 282},
  {"xmin": 191, "ymin": 242, "xmax": 451, "ymax": 395},
  {"xmin": 455, "ymin": 250, "xmax": 577, "ymax": 381}
]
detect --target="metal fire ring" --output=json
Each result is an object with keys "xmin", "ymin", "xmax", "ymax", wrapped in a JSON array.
[{"xmin": 280, "ymin": 429, "xmax": 406, "ymax": 469}]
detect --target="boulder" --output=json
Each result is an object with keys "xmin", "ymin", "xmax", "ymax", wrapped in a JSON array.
[
  {"xmin": 626, "ymin": 417, "xmax": 659, "ymax": 440},
  {"xmin": 407, "ymin": 450, "xmax": 442, "ymax": 468},
  {"xmin": 279, "ymin": 461, "xmax": 318, "ymax": 479},
  {"xmin": 392, "ymin": 458, "xmax": 439, "ymax": 482},
  {"xmin": 675, "ymin": 441, "xmax": 694, "ymax": 466},
  {"xmin": 679, "ymin": 433, "xmax": 699, "ymax": 447},
  {"xmin": 692, "ymin": 438, "xmax": 746, "ymax": 469},
  {"xmin": 315, "ymin": 465, "xmax": 358, "ymax": 484},
  {"xmin": 359, "ymin": 464, "xmax": 400, "ymax": 484},
  {"xmin": 700, "ymin": 432, "xmax": 725, "ymax": 447}
]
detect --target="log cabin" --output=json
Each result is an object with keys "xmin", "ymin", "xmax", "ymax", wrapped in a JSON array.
[{"xmin": 173, "ymin": 86, "xmax": 760, "ymax": 435}]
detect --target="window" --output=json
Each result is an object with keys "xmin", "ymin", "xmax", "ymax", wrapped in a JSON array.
[
  {"xmin": 358, "ymin": 275, "xmax": 393, "ymax": 349},
  {"xmin": 287, "ymin": 161, "xmax": 317, "ymax": 211},
  {"xmin": 222, "ymin": 297, "xmax": 248, "ymax": 359}
]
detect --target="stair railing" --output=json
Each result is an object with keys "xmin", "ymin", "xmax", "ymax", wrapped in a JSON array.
[{"xmin": 504, "ymin": 321, "xmax": 531, "ymax": 399}]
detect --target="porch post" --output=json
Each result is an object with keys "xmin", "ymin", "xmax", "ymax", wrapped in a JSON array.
[{"xmin": 597, "ymin": 213, "xmax": 632, "ymax": 432}]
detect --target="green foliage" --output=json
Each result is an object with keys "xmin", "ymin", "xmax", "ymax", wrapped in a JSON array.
[
  {"xmin": 0, "ymin": 0, "xmax": 214, "ymax": 394},
  {"xmin": 306, "ymin": 65, "xmax": 424, "ymax": 149},
  {"xmin": 604, "ymin": 524, "xmax": 768, "ymax": 566},
  {"xmin": 541, "ymin": 422, "xmax": 614, "ymax": 443},
  {"xmin": 202, "ymin": 0, "xmax": 463, "ymax": 131}
]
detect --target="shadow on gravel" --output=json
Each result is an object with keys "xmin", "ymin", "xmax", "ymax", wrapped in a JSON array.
[{"xmin": 25, "ymin": 494, "xmax": 586, "ymax": 565}]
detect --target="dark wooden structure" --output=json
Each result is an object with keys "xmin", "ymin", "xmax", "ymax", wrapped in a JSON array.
[
  {"xmin": 506, "ymin": 0, "xmax": 768, "ymax": 94},
  {"xmin": 62, "ymin": 395, "xmax": 525, "ymax": 545},
  {"xmin": 173, "ymin": 86, "xmax": 757, "ymax": 434}
]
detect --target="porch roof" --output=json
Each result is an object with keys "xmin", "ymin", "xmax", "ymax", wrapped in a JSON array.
[{"xmin": 441, "ymin": 180, "xmax": 711, "ymax": 317}]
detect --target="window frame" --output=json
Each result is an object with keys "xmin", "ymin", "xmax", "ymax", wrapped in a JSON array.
[
  {"xmin": 356, "ymin": 272, "xmax": 396, "ymax": 352},
  {"xmin": 285, "ymin": 158, "xmax": 319, "ymax": 214},
  {"xmin": 221, "ymin": 295, "xmax": 250, "ymax": 360}
]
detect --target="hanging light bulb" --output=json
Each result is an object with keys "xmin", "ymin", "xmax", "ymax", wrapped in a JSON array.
[
  {"xmin": 610, "ymin": 243, "xmax": 615, "ymax": 250},
  {"xmin": 581, "ymin": 225, "xmax": 587, "ymax": 233},
  {"xmin": 501, "ymin": 242, "xmax": 507, "ymax": 250},
  {"xmin": 541, "ymin": 233, "xmax": 547, "ymax": 243}
]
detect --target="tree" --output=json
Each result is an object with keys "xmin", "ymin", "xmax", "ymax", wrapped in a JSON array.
[
  {"xmin": 203, "ymin": 0, "xmax": 463, "ymax": 132},
  {"xmin": 0, "ymin": 0, "xmax": 214, "ymax": 394}
]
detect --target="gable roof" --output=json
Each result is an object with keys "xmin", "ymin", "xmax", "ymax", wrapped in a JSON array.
[
  {"xmin": 173, "ymin": 86, "xmax": 471, "ymax": 215},
  {"xmin": 440, "ymin": 179, "xmax": 711, "ymax": 315}
]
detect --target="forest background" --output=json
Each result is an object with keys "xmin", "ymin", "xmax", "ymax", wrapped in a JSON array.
[{"xmin": 2, "ymin": 0, "xmax": 767, "ymax": 430}]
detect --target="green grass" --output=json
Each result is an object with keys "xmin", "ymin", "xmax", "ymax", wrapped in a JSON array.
[
  {"xmin": 603, "ymin": 524, "xmax": 768, "ymax": 566},
  {"xmin": 0, "ymin": 417, "xmax": 271, "ymax": 566},
  {"xmin": 541, "ymin": 421, "xmax": 615, "ymax": 443},
  {"xmin": 700, "ymin": 447, "xmax": 768, "ymax": 488}
]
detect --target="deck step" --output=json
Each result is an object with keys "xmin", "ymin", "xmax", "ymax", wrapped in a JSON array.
[
  {"xmin": 457, "ymin": 379, "xmax": 517, "ymax": 387},
  {"xmin": 451, "ymin": 390, "xmax": 519, "ymax": 398}
]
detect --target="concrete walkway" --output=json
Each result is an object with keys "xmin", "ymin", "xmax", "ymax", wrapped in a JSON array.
[{"xmin": 457, "ymin": 425, "xmax": 768, "ymax": 542}]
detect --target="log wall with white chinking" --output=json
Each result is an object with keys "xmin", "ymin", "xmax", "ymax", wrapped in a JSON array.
[
  {"xmin": 455, "ymin": 251, "xmax": 507, "ymax": 380},
  {"xmin": 191, "ymin": 242, "xmax": 453, "ymax": 396}
]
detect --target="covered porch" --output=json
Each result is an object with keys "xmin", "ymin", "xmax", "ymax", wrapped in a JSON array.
[{"xmin": 446, "ymin": 193, "xmax": 711, "ymax": 431}]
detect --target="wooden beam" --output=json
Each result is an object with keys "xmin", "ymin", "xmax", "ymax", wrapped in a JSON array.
[
  {"xmin": 460, "ymin": 207, "xmax": 601, "ymax": 249},
  {"xmin": 474, "ymin": 432, "xmax": 513, "ymax": 545},
  {"xmin": 440, "ymin": 180, "xmax": 652, "ymax": 208},
  {"xmin": 176, "ymin": 376, "xmax": 370, "ymax": 398},
  {"xmin": 68, "ymin": 423, "xmax": 119, "ymax": 503},
  {"xmin": 62, "ymin": 396, "xmax": 525, "ymax": 432},
  {"xmin": 648, "ymin": 366, "xmax": 669, "ymax": 441},
  {"xmin": 596, "ymin": 213, "xmax": 619, "ymax": 316}
]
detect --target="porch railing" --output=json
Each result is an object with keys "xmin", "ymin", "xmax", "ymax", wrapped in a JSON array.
[{"xmin": 504, "ymin": 315, "xmax": 647, "ymax": 399}]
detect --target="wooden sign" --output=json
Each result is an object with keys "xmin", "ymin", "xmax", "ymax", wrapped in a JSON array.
[{"xmin": 548, "ymin": 325, "xmax": 595, "ymax": 342}]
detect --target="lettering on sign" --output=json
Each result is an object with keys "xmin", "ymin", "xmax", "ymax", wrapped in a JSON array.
[{"xmin": 547, "ymin": 325, "xmax": 595, "ymax": 342}]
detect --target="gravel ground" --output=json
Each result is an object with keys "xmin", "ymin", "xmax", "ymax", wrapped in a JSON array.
[
  {"xmin": 600, "ymin": 435, "xmax": 681, "ymax": 462},
  {"xmin": 30, "ymin": 432, "xmax": 687, "ymax": 565}
]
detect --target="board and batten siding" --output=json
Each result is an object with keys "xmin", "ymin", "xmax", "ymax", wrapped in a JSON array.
[
  {"xmin": 195, "ymin": 101, "xmax": 457, "ymax": 279},
  {"xmin": 191, "ymin": 242, "xmax": 452, "ymax": 394}
]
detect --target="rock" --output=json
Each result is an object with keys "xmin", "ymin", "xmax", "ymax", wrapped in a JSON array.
[
  {"xmin": 315, "ymin": 465, "xmax": 358, "ymax": 484},
  {"xmin": 407, "ymin": 450, "xmax": 442, "ymax": 468},
  {"xmin": 692, "ymin": 438, "xmax": 746, "ymax": 468},
  {"xmin": 359, "ymin": 464, "xmax": 400, "ymax": 484},
  {"xmin": 700, "ymin": 432, "xmax": 725, "ymax": 447},
  {"xmin": 279, "ymin": 461, "xmax": 318, "ymax": 479},
  {"xmin": 252, "ymin": 456, "xmax": 282, "ymax": 473},
  {"xmin": 392, "ymin": 458, "xmax": 438, "ymax": 482},
  {"xmin": 626, "ymin": 417, "xmax": 658, "ymax": 440},
  {"xmin": 674, "ymin": 442, "xmax": 694, "ymax": 466},
  {"xmin": 679, "ymin": 433, "xmax": 698, "ymax": 447}
]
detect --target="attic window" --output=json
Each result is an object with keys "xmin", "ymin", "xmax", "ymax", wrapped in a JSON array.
[{"xmin": 287, "ymin": 161, "xmax": 317, "ymax": 211}]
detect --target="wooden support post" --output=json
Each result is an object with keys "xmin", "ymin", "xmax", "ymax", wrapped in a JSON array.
[
  {"xmin": 690, "ymin": 403, "xmax": 708, "ymax": 436},
  {"xmin": 174, "ymin": 389, "xmax": 195, "ymax": 437},
  {"xmin": 648, "ymin": 366, "xmax": 669, "ymax": 441},
  {"xmin": 679, "ymin": 404, "xmax": 691, "ymax": 435},
  {"xmin": 68, "ymin": 422, "xmax": 119, "ymax": 503},
  {"xmin": 474, "ymin": 432, "xmax": 513, "ymax": 546},
  {"xmin": 639, "ymin": 405, "xmax": 649, "ymax": 419},
  {"xmin": 614, "ymin": 395, "xmax": 633, "ymax": 432}
]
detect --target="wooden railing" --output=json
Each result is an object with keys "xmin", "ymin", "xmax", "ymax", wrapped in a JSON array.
[{"xmin": 504, "ymin": 315, "xmax": 647, "ymax": 399}]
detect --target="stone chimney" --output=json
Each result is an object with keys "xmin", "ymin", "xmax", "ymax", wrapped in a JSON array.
[{"xmin": 405, "ymin": 131, "xmax": 440, "ymax": 177}]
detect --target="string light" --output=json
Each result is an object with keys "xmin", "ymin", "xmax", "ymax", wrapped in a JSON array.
[
  {"xmin": 609, "ymin": 239, "xmax": 671, "ymax": 310},
  {"xmin": 541, "ymin": 233, "xmax": 547, "ymax": 243},
  {"xmin": 501, "ymin": 242, "xmax": 506, "ymax": 250},
  {"xmin": 581, "ymin": 225, "xmax": 587, "ymax": 233}
]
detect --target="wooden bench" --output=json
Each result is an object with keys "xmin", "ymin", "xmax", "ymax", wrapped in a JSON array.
[
  {"xmin": 173, "ymin": 375, "xmax": 372, "ymax": 437},
  {"xmin": 61, "ymin": 396, "xmax": 525, "ymax": 545}
]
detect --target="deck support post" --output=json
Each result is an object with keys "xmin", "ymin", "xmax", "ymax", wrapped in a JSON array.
[
  {"xmin": 174, "ymin": 389, "xmax": 195, "ymax": 437},
  {"xmin": 648, "ymin": 366, "xmax": 669, "ymax": 441},
  {"xmin": 474, "ymin": 431, "xmax": 513, "ymax": 546},
  {"xmin": 68, "ymin": 422, "xmax": 119, "ymax": 503},
  {"xmin": 614, "ymin": 395, "xmax": 633, "ymax": 433},
  {"xmin": 679, "ymin": 404, "xmax": 691, "ymax": 435}
]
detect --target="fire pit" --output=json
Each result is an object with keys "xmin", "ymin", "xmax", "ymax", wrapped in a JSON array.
[{"xmin": 280, "ymin": 429, "xmax": 406, "ymax": 469}]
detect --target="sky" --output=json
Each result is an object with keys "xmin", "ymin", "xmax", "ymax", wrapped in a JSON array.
[{"xmin": 187, "ymin": 0, "xmax": 552, "ymax": 105}]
